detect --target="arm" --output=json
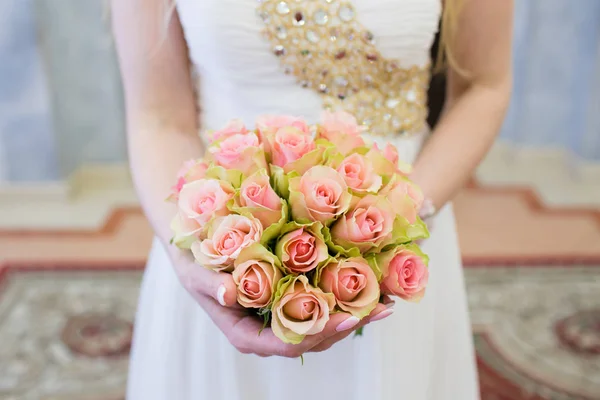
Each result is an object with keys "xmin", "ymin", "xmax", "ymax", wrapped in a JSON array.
[
  {"xmin": 111, "ymin": 1, "xmax": 201, "ymax": 248},
  {"xmin": 110, "ymin": 0, "xmax": 386, "ymax": 357},
  {"xmin": 411, "ymin": 0, "xmax": 514, "ymax": 209},
  {"xmin": 110, "ymin": 0, "xmax": 239, "ymax": 305}
]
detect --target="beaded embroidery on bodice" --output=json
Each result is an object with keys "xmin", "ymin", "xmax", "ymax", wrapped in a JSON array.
[{"xmin": 257, "ymin": 0, "xmax": 432, "ymax": 137}]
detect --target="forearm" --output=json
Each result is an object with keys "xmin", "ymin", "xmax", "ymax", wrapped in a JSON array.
[
  {"xmin": 410, "ymin": 82, "xmax": 510, "ymax": 209},
  {"xmin": 128, "ymin": 117, "xmax": 204, "ymax": 249}
]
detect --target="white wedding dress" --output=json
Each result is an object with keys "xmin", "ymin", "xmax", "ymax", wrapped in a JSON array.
[{"xmin": 127, "ymin": 0, "xmax": 479, "ymax": 399}]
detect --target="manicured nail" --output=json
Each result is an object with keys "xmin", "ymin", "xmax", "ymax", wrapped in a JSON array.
[
  {"xmin": 370, "ymin": 308, "xmax": 394, "ymax": 322},
  {"xmin": 217, "ymin": 285, "xmax": 227, "ymax": 306},
  {"xmin": 385, "ymin": 301, "xmax": 395, "ymax": 309},
  {"xmin": 336, "ymin": 316, "xmax": 360, "ymax": 332}
]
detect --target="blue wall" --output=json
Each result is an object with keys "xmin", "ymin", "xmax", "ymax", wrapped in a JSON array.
[
  {"xmin": 501, "ymin": 0, "xmax": 600, "ymax": 160},
  {"xmin": 0, "ymin": 0, "xmax": 58, "ymax": 181},
  {"xmin": 0, "ymin": 0, "xmax": 599, "ymax": 183}
]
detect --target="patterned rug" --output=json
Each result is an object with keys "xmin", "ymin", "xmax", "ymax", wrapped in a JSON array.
[
  {"xmin": 1, "ymin": 262, "xmax": 599, "ymax": 400},
  {"xmin": 1, "ymin": 180, "xmax": 599, "ymax": 399}
]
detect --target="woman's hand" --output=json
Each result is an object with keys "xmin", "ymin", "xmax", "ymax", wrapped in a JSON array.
[{"xmin": 171, "ymin": 249, "xmax": 392, "ymax": 358}]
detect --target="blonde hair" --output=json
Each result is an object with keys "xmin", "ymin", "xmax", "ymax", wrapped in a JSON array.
[{"xmin": 436, "ymin": 0, "xmax": 466, "ymax": 73}]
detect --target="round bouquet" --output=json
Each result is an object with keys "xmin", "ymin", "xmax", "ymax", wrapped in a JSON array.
[{"xmin": 168, "ymin": 111, "xmax": 430, "ymax": 344}]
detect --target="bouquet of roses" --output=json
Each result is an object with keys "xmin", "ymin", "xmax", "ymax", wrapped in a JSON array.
[{"xmin": 168, "ymin": 111, "xmax": 430, "ymax": 344}]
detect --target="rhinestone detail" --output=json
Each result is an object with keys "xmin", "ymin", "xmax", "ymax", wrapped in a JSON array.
[{"xmin": 257, "ymin": 0, "xmax": 430, "ymax": 137}]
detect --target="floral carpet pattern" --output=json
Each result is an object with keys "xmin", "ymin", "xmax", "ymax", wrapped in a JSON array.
[{"xmin": 0, "ymin": 182, "xmax": 599, "ymax": 399}]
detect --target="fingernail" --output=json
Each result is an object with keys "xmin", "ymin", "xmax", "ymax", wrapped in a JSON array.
[
  {"xmin": 370, "ymin": 308, "xmax": 394, "ymax": 322},
  {"xmin": 336, "ymin": 316, "xmax": 360, "ymax": 332},
  {"xmin": 217, "ymin": 285, "xmax": 227, "ymax": 306},
  {"xmin": 386, "ymin": 301, "xmax": 395, "ymax": 309}
]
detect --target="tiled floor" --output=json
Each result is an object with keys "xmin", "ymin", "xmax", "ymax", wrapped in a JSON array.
[{"xmin": 1, "ymin": 147, "xmax": 599, "ymax": 400}]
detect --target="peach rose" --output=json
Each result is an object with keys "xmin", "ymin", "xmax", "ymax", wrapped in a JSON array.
[
  {"xmin": 209, "ymin": 133, "xmax": 267, "ymax": 175},
  {"xmin": 275, "ymin": 222, "xmax": 329, "ymax": 274},
  {"xmin": 318, "ymin": 258, "xmax": 380, "ymax": 318},
  {"xmin": 237, "ymin": 169, "xmax": 284, "ymax": 229},
  {"xmin": 367, "ymin": 145, "xmax": 412, "ymax": 177},
  {"xmin": 268, "ymin": 127, "xmax": 316, "ymax": 168},
  {"xmin": 379, "ymin": 175, "xmax": 424, "ymax": 224},
  {"xmin": 207, "ymin": 119, "xmax": 248, "ymax": 143},
  {"xmin": 256, "ymin": 115, "xmax": 310, "ymax": 136},
  {"xmin": 191, "ymin": 214, "xmax": 262, "ymax": 272},
  {"xmin": 317, "ymin": 111, "xmax": 365, "ymax": 155},
  {"xmin": 271, "ymin": 275, "xmax": 336, "ymax": 344},
  {"xmin": 330, "ymin": 195, "xmax": 396, "ymax": 253},
  {"xmin": 336, "ymin": 153, "xmax": 382, "ymax": 194},
  {"xmin": 383, "ymin": 143, "xmax": 399, "ymax": 165},
  {"xmin": 168, "ymin": 159, "xmax": 209, "ymax": 202},
  {"xmin": 321, "ymin": 110, "xmax": 363, "ymax": 136},
  {"xmin": 377, "ymin": 244, "xmax": 429, "ymax": 302},
  {"xmin": 170, "ymin": 211, "xmax": 203, "ymax": 249},
  {"xmin": 177, "ymin": 179, "xmax": 235, "ymax": 228},
  {"xmin": 288, "ymin": 166, "xmax": 352, "ymax": 225},
  {"xmin": 232, "ymin": 243, "xmax": 282, "ymax": 309}
]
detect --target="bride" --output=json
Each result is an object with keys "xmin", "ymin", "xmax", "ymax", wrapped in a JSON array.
[{"xmin": 110, "ymin": 0, "xmax": 512, "ymax": 398}]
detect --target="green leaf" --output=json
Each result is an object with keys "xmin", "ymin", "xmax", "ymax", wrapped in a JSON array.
[
  {"xmin": 300, "ymin": 354, "xmax": 305, "ymax": 365},
  {"xmin": 282, "ymin": 146, "xmax": 326, "ymax": 176},
  {"xmin": 261, "ymin": 201, "xmax": 289, "ymax": 246},
  {"xmin": 258, "ymin": 309, "xmax": 271, "ymax": 336},
  {"xmin": 322, "ymin": 146, "xmax": 345, "ymax": 168},
  {"xmin": 272, "ymin": 275, "xmax": 296, "ymax": 304},
  {"xmin": 270, "ymin": 165, "xmax": 292, "ymax": 199},
  {"xmin": 392, "ymin": 216, "xmax": 430, "ymax": 244},
  {"xmin": 354, "ymin": 327, "xmax": 364, "ymax": 337},
  {"xmin": 365, "ymin": 254, "xmax": 383, "ymax": 281},
  {"xmin": 204, "ymin": 165, "xmax": 244, "ymax": 188},
  {"xmin": 322, "ymin": 224, "xmax": 362, "ymax": 258},
  {"xmin": 312, "ymin": 256, "xmax": 337, "ymax": 287}
]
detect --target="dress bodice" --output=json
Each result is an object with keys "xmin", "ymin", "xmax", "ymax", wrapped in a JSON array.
[{"xmin": 176, "ymin": 0, "xmax": 441, "ymax": 160}]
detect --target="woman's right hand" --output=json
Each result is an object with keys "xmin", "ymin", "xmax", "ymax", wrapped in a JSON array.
[{"xmin": 170, "ymin": 250, "xmax": 392, "ymax": 358}]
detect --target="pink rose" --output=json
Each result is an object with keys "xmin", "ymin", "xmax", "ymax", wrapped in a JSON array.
[
  {"xmin": 368, "ymin": 145, "xmax": 412, "ymax": 176},
  {"xmin": 208, "ymin": 119, "xmax": 248, "ymax": 143},
  {"xmin": 330, "ymin": 195, "xmax": 396, "ymax": 253},
  {"xmin": 288, "ymin": 166, "xmax": 352, "ymax": 225},
  {"xmin": 336, "ymin": 153, "xmax": 382, "ymax": 194},
  {"xmin": 372, "ymin": 142, "xmax": 399, "ymax": 166},
  {"xmin": 256, "ymin": 114, "xmax": 310, "ymax": 136},
  {"xmin": 380, "ymin": 175, "xmax": 424, "ymax": 224},
  {"xmin": 232, "ymin": 243, "xmax": 282, "ymax": 308},
  {"xmin": 168, "ymin": 159, "xmax": 209, "ymax": 202},
  {"xmin": 320, "ymin": 111, "xmax": 362, "ymax": 136},
  {"xmin": 318, "ymin": 111, "xmax": 366, "ymax": 155},
  {"xmin": 177, "ymin": 179, "xmax": 235, "ymax": 228},
  {"xmin": 271, "ymin": 275, "xmax": 336, "ymax": 344},
  {"xmin": 275, "ymin": 223, "xmax": 329, "ymax": 274},
  {"xmin": 238, "ymin": 170, "xmax": 283, "ymax": 229},
  {"xmin": 318, "ymin": 258, "xmax": 380, "ymax": 318},
  {"xmin": 170, "ymin": 210, "xmax": 203, "ymax": 249},
  {"xmin": 269, "ymin": 127, "xmax": 316, "ymax": 168},
  {"xmin": 191, "ymin": 214, "xmax": 262, "ymax": 272},
  {"xmin": 209, "ymin": 133, "xmax": 267, "ymax": 174},
  {"xmin": 377, "ymin": 245, "xmax": 429, "ymax": 302}
]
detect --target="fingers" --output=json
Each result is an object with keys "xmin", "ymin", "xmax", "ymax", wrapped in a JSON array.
[
  {"xmin": 309, "ymin": 303, "xmax": 392, "ymax": 353},
  {"xmin": 208, "ymin": 304, "xmax": 356, "ymax": 358},
  {"xmin": 173, "ymin": 255, "xmax": 238, "ymax": 307},
  {"xmin": 199, "ymin": 285, "xmax": 397, "ymax": 358},
  {"xmin": 228, "ymin": 303, "xmax": 396, "ymax": 357}
]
